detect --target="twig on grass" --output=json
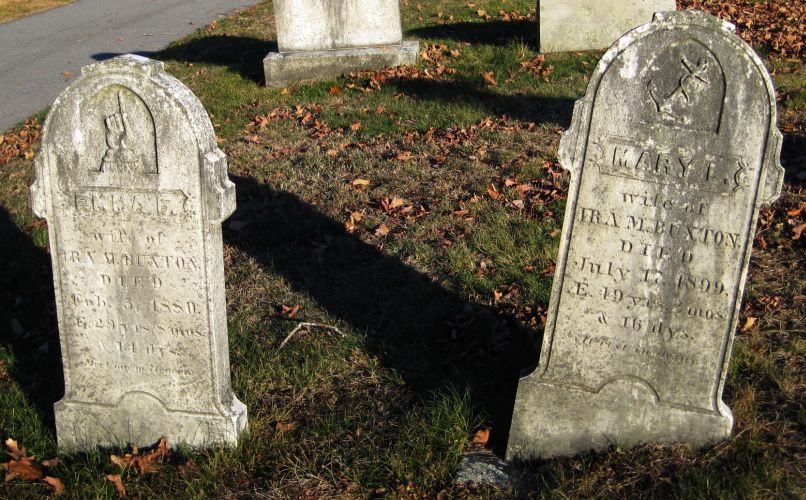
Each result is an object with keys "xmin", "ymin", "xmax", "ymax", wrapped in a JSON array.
[{"xmin": 278, "ymin": 322, "xmax": 346, "ymax": 350}]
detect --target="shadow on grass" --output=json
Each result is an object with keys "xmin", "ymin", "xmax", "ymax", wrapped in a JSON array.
[
  {"xmin": 382, "ymin": 76, "xmax": 576, "ymax": 127},
  {"xmin": 226, "ymin": 176, "xmax": 542, "ymax": 455},
  {"xmin": 116, "ymin": 34, "xmax": 575, "ymax": 127},
  {"xmin": 407, "ymin": 20, "xmax": 538, "ymax": 50},
  {"xmin": 93, "ymin": 35, "xmax": 278, "ymax": 85},
  {"xmin": 0, "ymin": 205, "xmax": 62, "ymax": 433}
]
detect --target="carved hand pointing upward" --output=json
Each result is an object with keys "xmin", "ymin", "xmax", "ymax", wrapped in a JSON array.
[{"xmin": 101, "ymin": 91, "xmax": 138, "ymax": 172}]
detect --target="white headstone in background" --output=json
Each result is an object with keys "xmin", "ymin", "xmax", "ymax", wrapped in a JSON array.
[
  {"xmin": 31, "ymin": 55, "xmax": 248, "ymax": 451},
  {"xmin": 507, "ymin": 11, "xmax": 784, "ymax": 459},
  {"xmin": 264, "ymin": 0, "xmax": 419, "ymax": 87},
  {"xmin": 539, "ymin": 0, "xmax": 676, "ymax": 53}
]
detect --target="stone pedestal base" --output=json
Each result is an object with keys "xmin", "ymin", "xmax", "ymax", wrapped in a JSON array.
[
  {"xmin": 55, "ymin": 393, "xmax": 248, "ymax": 451},
  {"xmin": 506, "ymin": 378, "xmax": 733, "ymax": 460},
  {"xmin": 263, "ymin": 41, "xmax": 419, "ymax": 87}
]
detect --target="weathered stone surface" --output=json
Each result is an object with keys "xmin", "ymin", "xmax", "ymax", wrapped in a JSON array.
[
  {"xmin": 275, "ymin": 0, "xmax": 403, "ymax": 52},
  {"xmin": 264, "ymin": 0, "xmax": 419, "ymax": 87},
  {"xmin": 507, "ymin": 11, "xmax": 783, "ymax": 460},
  {"xmin": 31, "ymin": 55, "xmax": 247, "ymax": 450},
  {"xmin": 264, "ymin": 41, "xmax": 419, "ymax": 88},
  {"xmin": 539, "ymin": 0, "xmax": 675, "ymax": 53}
]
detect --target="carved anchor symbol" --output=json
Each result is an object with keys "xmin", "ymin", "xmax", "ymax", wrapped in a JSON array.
[{"xmin": 648, "ymin": 57, "xmax": 710, "ymax": 120}]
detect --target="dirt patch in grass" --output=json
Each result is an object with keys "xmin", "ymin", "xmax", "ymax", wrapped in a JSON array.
[{"xmin": 0, "ymin": 0, "xmax": 74, "ymax": 24}]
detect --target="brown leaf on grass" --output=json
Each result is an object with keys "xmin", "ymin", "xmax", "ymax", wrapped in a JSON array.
[
  {"xmin": 2, "ymin": 438, "xmax": 62, "ymax": 493},
  {"xmin": 110, "ymin": 437, "xmax": 170, "ymax": 475},
  {"xmin": 486, "ymin": 184, "xmax": 500, "ymax": 200},
  {"xmin": 3, "ymin": 438, "xmax": 22, "ymax": 459},
  {"xmin": 792, "ymin": 222, "xmax": 806, "ymax": 240},
  {"xmin": 328, "ymin": 85, "xmax": 342, "ymax": 95},
  {"xmin": 741, "ymin": 316, "xmax": 758, "ymax": 332},
  {"xmin": 275, "ymin": 422, "xmax": 297, "ymax": 432},
  {"xmin": 473, "ymin": 429, "xmax": 490, "ymax": 445},
  {"xmin": 375, "ymin": 223, "xmax": 390, "ymax": 237},
  {"xmin": 345, "ymin": 210, "xmax": 364, "ymax": 233},
  {"xmin": 177, "ymin": 459, "xmax": 196, "ymax": 477},
  {"xmin": 279, "ymin": 304, "xmax": 301, "ymax": 319},
  {"xmin": 381, "ymin": 196, "xmax": 406, "ymax": 213},
  {"xmin": 351, "ymin": 178, "xmax": 370, "ymax": 187},
  {"xmin": 106, "ymin": 474, "xmax": 126, "ymax": 498},
  {"xmin": 42, "ymin": 476, "xmax": 65, "ymax": 495},
  {"xmin": 787, "ymin": 204, "xmax": 805, "ymax": 218},
  {"xmin": 350, "ymin": 121, "xmax": 362, "ymax": 131},
  {"xmin": 395, "ymin": 151, "xmax": 413, "ymax": 161},
  {"xmin": 4, "ymin": 460, "xmax": 43, "ymax": 481},
  {"xmin": 482, "ymin": 71, "xmax": 498, "ymax": 86}
]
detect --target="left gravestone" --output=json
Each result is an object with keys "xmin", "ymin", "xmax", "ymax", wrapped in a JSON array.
[{"xmin": 30, "ymin": 55, "xmax": 248, "ymax": 451}]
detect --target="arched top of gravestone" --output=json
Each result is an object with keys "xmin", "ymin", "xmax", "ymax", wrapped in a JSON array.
[
  {"xmin": 559, "ymin": 10, "xmax": 783, "ymax": 206},
  {"xmin": 31, "ymin": 54, "xmax": 234, "ymax": 225}
]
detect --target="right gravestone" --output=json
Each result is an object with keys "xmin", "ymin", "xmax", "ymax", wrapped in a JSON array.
[{"xmin": 507, "ymin": 11, "xmax": 784, "ymax": 460}]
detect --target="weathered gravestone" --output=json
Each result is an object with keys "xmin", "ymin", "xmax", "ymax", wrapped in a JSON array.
[
  {"xmin": 264, "ymin": 0, "xmax": 419, "ymax": 87},
  {"xmin": 538, "ymin": 0, "xmax": 675, "ymax": 53},
  {"xmin": 507, "ymin": 11, "xmax": 784, "ymax": 459},
  {"xmin": 30, "ymin": 55, "xmax": 248, "ymax": 450}
]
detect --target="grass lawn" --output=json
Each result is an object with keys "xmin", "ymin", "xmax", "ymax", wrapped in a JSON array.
[
  {"xmin": 0, "ymin": 0, "xmax": 804, "ymax": 497},
  {"xmin": 0, "ymin": 0, "xmax": 74, "ymax": 24}
]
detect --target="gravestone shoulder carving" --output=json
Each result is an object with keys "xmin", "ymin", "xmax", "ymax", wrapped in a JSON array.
[
  {"xmin": 507, "ymin": 11, "xmax": 783, "ymax": 460},
  {"xmin": 31, "ymin": 54, "xmax": 247, "ymax": 450}
]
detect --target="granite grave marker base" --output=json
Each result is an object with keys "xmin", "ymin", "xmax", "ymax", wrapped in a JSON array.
[
  {"xmin": 31, "ymin": 55, "xmax": 248, "ymax": 451},
  {"xmin": 263, "ymin": 41, "xmax": 419, "ymax": 88},
  {"xmin": 507, "ymin": 11, "xmax": 783, "ymax": 460}
]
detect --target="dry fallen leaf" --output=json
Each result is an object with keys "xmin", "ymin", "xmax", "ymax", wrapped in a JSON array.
[
  {"xmin": 106, "ymin": 474, "xmax": 126, "ymax": 498},
  {"xmin": 482, "ymin": 71, "xmax": 498, "ymax": 86},
  {"xmin": 275, "ymin": 422, "xmax": 297, "ymax": 432},
  {"xmin": 375, "ymin": 223, "xmax": 390, "ymax": 237},
  {"xmin": 486, "ymin": 184, "xmax": 500, "ymax": 200},
  {"xmin": 351, "ymin": 178, "xmax": 370, "ymax": 187},
  {"xmin": 740, "ymin": 316, "xmax": 758, "ymax": 333},
  {"xmin": 110, "ymin": 437, "xmax": 170, "ymax": 475},
  {"xmin": 792, "ymin": 222, "xmax": 806, "ymax": 240},
  {"xmin": 2, "ymin": 438, "xmax": 63, "ymax": 494},
  {"xmin": 473, "ymin": 429, "xmax": 490, "ymax": 445},
  {"xmin": 328, "ymin": 85, "xmax": 342, "ymax": 95},
  {"xmin": 279, "ymin": 304, "xmax": 301, "ymax": 319},
  {"xmin": 42, "ymin": 476, "xmax": 65, "ymax": 495}
]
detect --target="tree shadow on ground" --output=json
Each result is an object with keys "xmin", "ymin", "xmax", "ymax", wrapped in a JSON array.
[
  {"xmin": 226, "ymin": 176, "xmax": 543, "ymax": 455},
  {"xmin": 381, "ymin": 76, "xmax": 576, "ymax": 127},
  {"xmin": 0, "ymin": 205, "xmax": 62, "ymax": 433},
  {"xmin": 407, "ymin": 20, "xmax": 538, "ymax": 50},
  {"xmin": 93, "ymin": 35, "xmax": 278, "ymax": 85}
]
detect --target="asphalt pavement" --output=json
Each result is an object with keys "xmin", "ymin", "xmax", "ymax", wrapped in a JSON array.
[{"xmin": 0, "ymin": 0, "xmax": 261, "ymax": 131}]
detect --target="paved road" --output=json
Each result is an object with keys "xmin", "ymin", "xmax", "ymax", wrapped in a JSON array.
[{"xmin": 0, "ymin": 0, "xmax": 261, "ymax": 131}]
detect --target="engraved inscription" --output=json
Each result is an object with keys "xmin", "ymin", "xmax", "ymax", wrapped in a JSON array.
[{"xmin": 589, "ymin": 137, "xmax": 750, "ymax": 194}]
